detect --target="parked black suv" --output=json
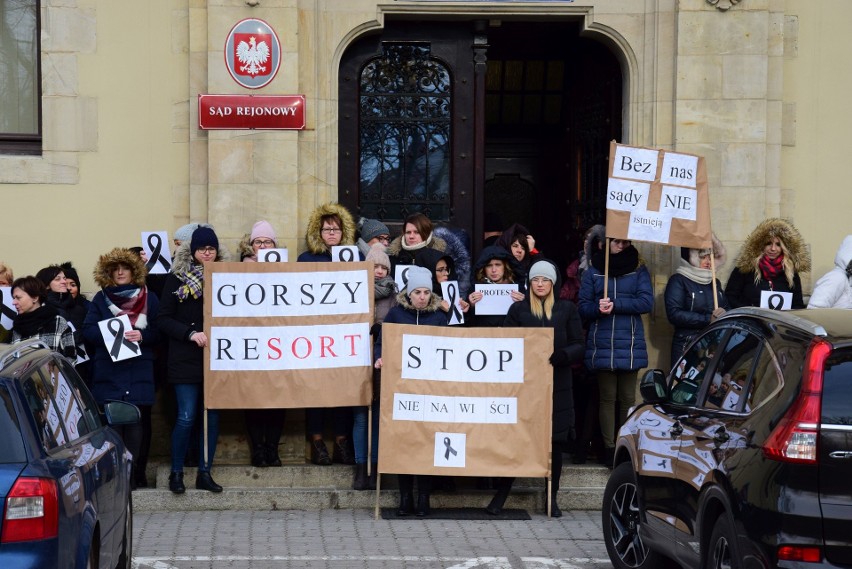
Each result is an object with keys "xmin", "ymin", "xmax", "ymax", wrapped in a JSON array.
[{"xmin": 602, "ymin": 307, "xmax": 852, "ymax": 569}]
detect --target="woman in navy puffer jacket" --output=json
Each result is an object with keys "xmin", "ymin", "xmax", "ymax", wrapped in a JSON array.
[{"xmin": 578, "ymin": 225, "xmax": 653, "ymax": 468}]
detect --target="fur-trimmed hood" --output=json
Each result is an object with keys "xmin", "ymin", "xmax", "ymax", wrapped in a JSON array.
[
  {"xmin": 687, "ymin": 232, "xmax": 727, "ymax": 269},
  {"xmin": 735, "ymin": 218, "xmax": 811, "ymax": 274},
  {"xmin": 583, "ymin": 224, "xmax": 608, "ymax": 263},
  {"xmin": 386, "ymin": 233, "xmax": 447, "ymax": 257},
  {"xmin": 304, "ymin": 202, "xmax": 357, "ymax": 255},
  {"xmin": 394, "ymin": 289, "xmax": 444, "ymax": 313},
  {"xmin": 171, "ymin": 241, "xmax": 231, "ymax": 276},
  {"xmin": 93, "ymin": 248, "xmax": 148, "ymax": 289}
]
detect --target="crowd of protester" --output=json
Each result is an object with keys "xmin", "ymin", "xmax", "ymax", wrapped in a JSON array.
[{"xmin": 3, "ymin": 208, "xmax": 848, "ymax": 516}]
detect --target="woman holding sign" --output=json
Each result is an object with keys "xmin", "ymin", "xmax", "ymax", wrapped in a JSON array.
[
  {"xmin": 578, "ymin": 225, "xmax": 653, "ymax": 469},
  {"xmin": 724, "ymin": 218, "xmax": 810, "ymax": 309},
  {"xmin": 10, "ymin": 275, "xmax": 76, "ymax": 358},
  {"xmin": 83, "ymin": 247, "xmax": 160, "ymax": 489},
  {"xmin": 298, "ymin": 202, "xmax": 360, "ymax": 466},
  {"xmin": 158, "ymin": 226, "xmax": 229, "ymax": 494},
  {"xmin": 492, "ymin": 260, "xmax": 584, "ymax": 518}
]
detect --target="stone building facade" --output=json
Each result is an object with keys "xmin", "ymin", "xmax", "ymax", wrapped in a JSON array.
[{"xmin": 2, "ymin": 0, "xmax": 851, "ymax": 463}]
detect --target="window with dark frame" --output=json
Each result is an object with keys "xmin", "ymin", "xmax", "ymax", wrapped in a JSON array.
[{"xmin": 0, "ymin": 0, "xmax": 42, "ymax": 155}]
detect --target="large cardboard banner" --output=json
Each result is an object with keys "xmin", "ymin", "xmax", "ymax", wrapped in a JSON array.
[
  {"xmin": 203, "ymin": 262, "xmax": 374, "ymax": 409},
  {"xmin": 605, "ymin": 141, "xmax": 712, "ymax": 248},
  {"xmin": 378, "ymin": 324, "xmax": 553, "ymax": 477}
]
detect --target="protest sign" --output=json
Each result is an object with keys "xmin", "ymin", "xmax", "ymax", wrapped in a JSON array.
[
  {"xmin": 97, "ymin": 314, "xmax": 141, "ymax": 362},
  {"xmin": 440, "ymin": 280, "xmax": 465, "ymax": 325},
  {"xmin": 142, "ymin": 231, "xmax": 173, "ymax": 274}
]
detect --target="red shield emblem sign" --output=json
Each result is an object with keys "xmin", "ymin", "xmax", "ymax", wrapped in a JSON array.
[{"xmin": 233, "ymin": 33, "xmax": 273, "ymax": 77}]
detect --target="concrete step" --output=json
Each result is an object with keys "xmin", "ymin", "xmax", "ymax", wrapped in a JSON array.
[{"xmin": 133, "ymin": 463, "xmax": 608, "ymax": 513}]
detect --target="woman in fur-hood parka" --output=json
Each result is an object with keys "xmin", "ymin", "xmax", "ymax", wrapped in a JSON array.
[
  {"xmin": 298, "ymin": 202, "xmax": 359, "ymax": 261},
  {"xmin": 664, "ymin": 233, "xmax": 731, "ymax": 367},
  {"xmin": 725, "ymin": 218, "xmax": 810, "ymax": 309},
  {"xmin": 808, "ymin": 235, "xmax": 852, "ymax": 309}
]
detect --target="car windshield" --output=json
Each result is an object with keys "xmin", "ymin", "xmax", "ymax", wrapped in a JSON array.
[{"xmin": 0, "ymin": 385, "xmax": 27, "ymax": 463}]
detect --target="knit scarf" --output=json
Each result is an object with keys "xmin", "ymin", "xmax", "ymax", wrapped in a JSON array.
[
  {"xmin": 13, "ymin": 304, "xmax": 59, "ymax": 339},
  {"xmin": 591, "ymin": 246, "xmax": 639, "ymax": 278},
  {"xmin": 675, "ymin": 258, "xmax": 713, "ymax": 285},
  {"xmin": 374, "ymin": 276, "xmax": 397, "ymax": 300},
  {"xmin": 759, "ymin": 253, "xmax": 784, "ymax": 282},
  {"xmin": 401, "ymin": 233, "xmax": 433, "ymax": 252},
  {"xmin": 104, "ymin": 285, "xmax": 149, "ymax": 329},
  {"xmin": 175, "ymin": 263, "xmax": 205, "ymax": 301}
]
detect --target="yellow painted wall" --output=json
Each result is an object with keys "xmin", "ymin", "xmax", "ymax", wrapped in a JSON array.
[{"xmin": 783, "ymin": 0, "xmax": 852, "ymax": 283}]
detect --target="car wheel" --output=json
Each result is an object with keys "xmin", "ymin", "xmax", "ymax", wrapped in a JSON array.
[
  {"xmin": 706, "ymin": 515, "xmax": 739, "ymax": 569},
  {"xmin": 602, "ymin": 461, "xmax": 663, "ymax": 569},
  {"xmin": 116, "ymin": 497, "xmax": 133, "ymax": 569}
]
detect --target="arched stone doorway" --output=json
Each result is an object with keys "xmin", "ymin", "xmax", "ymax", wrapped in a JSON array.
[{"xmin": 339, "ymin": 18, "xmax": 622, "ymax": 270}]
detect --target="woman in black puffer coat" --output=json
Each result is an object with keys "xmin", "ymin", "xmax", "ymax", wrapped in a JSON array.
[{"xmin": 487, "ymin": 259, "xmax": 585, "ymax": 518}]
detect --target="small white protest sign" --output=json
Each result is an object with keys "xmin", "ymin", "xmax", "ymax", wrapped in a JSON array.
[
  {"xmin": 434, "ymin": 432, "xmax": 466, "ymax": 468},
  {"xmin": 473, "ymin": 284, "xmax": 518, "ymax": 316},
  {"xmin": 66, "ymin": 322, "xmax": 90, "ymax": 365},
  {"xmin": 441, "ymin": 280, "xmax": 465, "ymax": 325},
  {"xmin": 659, "ymin": 185, "xmax": 698, "ymax": 222},
  {"xmin": 627, "ymin": 209, "xmax": 672, "ymax": 243},
  {"xmin": 660, "ymin": 152, "xmax": 699, "ymax": 188},
  {"xmin": 97, "ymin": 314, "xmax": 141, "ymax": 362},
  {"xmin": 606, "ymin": 178, "xmax": 651, "ymax": 212},
  {"xmin": 760, "ymin": 290, "xmax": 793, "ymax": 310},
  {"xmin": 142, "ymin": 231, "xmax": 173, "ymax": 275},
  {"xmin": 0, "ymin": 286, "xmax": 16, "ymax": 329},
  {"xmin": 394, "ymin": 265, "xmax": 415, "ymax": 293},
  {"xmin": 258, "ymin": 248, "xmax": 289, "ymax": 262},
  {"xmin": 331, "ymin": 245, "xmax": 359, "ymax": 263},
  {"xmin": 613, "ymin": 145, "xmax": 659, "ymax": 182}
]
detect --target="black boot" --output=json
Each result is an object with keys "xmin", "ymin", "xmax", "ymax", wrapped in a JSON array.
[
  {"xmin": 196, "ymin": 471, "xmax": 223, "ymax": 493},
  {"xmin": 333, "ymin": 437, "xmax": 355, "ymax": 465},
  {"xmin": 265, "ymin": 443, "xmax": 282, "ymax": 467},
  {"xmin": 251, "ymin": 444, "xmax": 268, "ymax": 468},
  {"xmin": 397, "ymin": 492, "xmax": 414, "ymax": 516},
  {"xmin": 353, "ymin": 463, "xmax": 369, "ymax": 491},
  {"xmin": 368, "ymin": 464, "xmax": 378, "ymax": 490},
  {"xmin": 311, "ymin": 439, "xmax": 332, "ymax": 465},
  {"xmin": 168, "ymin": 471, "xmax": 185, "ymax": 494},
  {"xmin": 415, "ymin": 494, "xmax": 431, "ymax": 517},
  {"xmin": 550, "ymin": 496, "xmax": 562, "ymax": 518},
  {"xmin": 486, "ymin": 485, "xmax": 511, "ymax": 515}
]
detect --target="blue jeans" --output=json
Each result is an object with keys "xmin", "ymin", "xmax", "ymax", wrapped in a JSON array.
[
  {"xmin": 352, "ymin": 400, "xmax": 379, "ymax": 464},
  {"xmin": 171, "ymin": 383, "xmax": 219, "ymax": 473}
]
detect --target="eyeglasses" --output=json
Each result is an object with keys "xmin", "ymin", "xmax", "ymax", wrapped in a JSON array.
[
  {"xmin": 252, "ymin": 239, "xmax": 275, "ymax": 247},
  {"xmin": 436, "ymin": 267, "xmax": 450, "ymax": 274},
  {"xmin": 321, "ymin": 228, "xmax": 342, "ymax": 234},
  {"xmin": 375, "ymin": 235, "xmax": 390, "ymax": 244},
  {"xmin": 531, "ymin": 276, "xmax": 551, "ymax": 284},
  {"xmin": 196, "ymin": 246, "xmax": 217, "ymax": 254}
]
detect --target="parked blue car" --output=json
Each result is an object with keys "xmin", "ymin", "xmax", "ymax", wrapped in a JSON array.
[{"xmin": 0, "ymin": 339, "xmax": 138, "ymax": 568}]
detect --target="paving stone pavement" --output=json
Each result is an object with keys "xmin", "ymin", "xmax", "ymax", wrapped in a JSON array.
[{"xmin": 132, "ymin": 509, "xmax": 613, "ymax": 568}]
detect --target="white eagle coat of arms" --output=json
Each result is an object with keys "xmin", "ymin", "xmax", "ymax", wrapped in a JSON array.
[{"xmin": 236, "ymin": 36, "xmax": 270, "ymax": 76}]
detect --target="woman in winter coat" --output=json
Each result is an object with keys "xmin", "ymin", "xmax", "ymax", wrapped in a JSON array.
[
  {"xmin": 386, "ymin": 212, "xmax": 448, "ymax": 271},
  {"xmin": 664, "ymin": 233, "xmax": 730, "ymax": 367},
  {"xmin": 237, "ymin": 220, "xmax": 287, "ymax": 468},
  {"xmin": 35, "ymin": 265, "xmax": 75, "ymax": 321},
  {"xmin": 10, "ymin": 275, "xmax": 76, "ymax": 358},
  {"xmin": 496, "ymin": 223, "xmax": 542, "ymax": 283},
  {"xmin": 725, "ymin": 218, "xmax": 810, "ymax": 309},
  {"xmin": 467, "ymin": 246, "xmax": 525, "ymax": 327},
  {"xmin": 352, "ymin": 244, "xmax": 397, "ymax": 491},
  {"xmin": 808, "ymin": 235, "xmax": 852, "ymax": 308},
  {"xmin": 578, "ymin": 225, "xmax": 653, "ymax": 468},
  {"xmin": 488, "ymin": 260, "xmax": 584, "ymax": 518},
  {"xmin": 158, "ymin": 226, "xmax": 228, "ymax": 494},
  {"xmin": 82, "ymin": 248, "xmax": 159, "ymax": 489},
  {"xmin": 374, "ymin": 266, "xmax": 447, "ymax": 517},
  {"xmin": 297, "ymin": 202, "xmax": 360, "ymax": 466}
]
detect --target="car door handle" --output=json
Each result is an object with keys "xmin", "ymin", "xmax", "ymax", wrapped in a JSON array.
[
  {"xmin": 669, "ymin": 422, "xmax": 683, "ymax": 438},
  {"xmin": 829, "ymin": 451, "xmax": 852, "ymax": 459},
  {"xmin": 713, "ymin": 427, "xmax": 730, "ymax": 444}
]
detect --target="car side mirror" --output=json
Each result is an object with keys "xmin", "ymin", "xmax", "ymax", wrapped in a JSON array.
[
  {"xmin": 640, "ymin": 369, "xmax": 669, "ymax": 403},
  {"xmin": 103, "ymin": 400, "xmax": 141, "ymax": 426}
]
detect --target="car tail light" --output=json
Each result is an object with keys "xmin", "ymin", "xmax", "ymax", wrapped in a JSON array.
[
  {"xmin": 1, "ymin": 477, "xmax": 59, "ymax": 543},
  {"xmin": 778, "ymin": 545, "xmax": 822, "ymax": 563},
  {"xmin": 762, "ymin": 338, "xmax": 830, "ymax": 464}
]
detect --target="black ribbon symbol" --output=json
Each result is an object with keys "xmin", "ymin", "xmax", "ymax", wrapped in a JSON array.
[
  {"xmin": 107, "ymin": 319, "xmax": 140, "ymax": 359},
  {"xmin": 401, "ymin": 267, "xmax": 410, "ymax": 289},
  {"xmin": 145, "ymin": 233, "xmax": 171, "ymax": 272},
  {"xmin": 446, "ymin": 283, "xmax": 463, "ymax": 323},
  {"xmin": 0, "ymin": 289, "xmax": 16, "ymax": 325},
  {"xmin": 443, "ymin": 437, "xmax": 457, "ymax": 460},
  {"xmin": 264, "ymin": 250, "xmax": 282, "ymax": 262},
  {"xmin": 767, "ymin": 293, "xmax": 784, "ymax": 310},
  {"xmin": 338, "ymin": 248, "xmax": 354, "ymax": 262}
]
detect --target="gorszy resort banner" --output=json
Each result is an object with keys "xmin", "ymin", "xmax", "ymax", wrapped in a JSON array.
[
  {"xmin": 203, "ymin": 262, "xmax": 375, "ymax": 409},
  {"xmin": 378, "ymin": 324, "xmax": 554, "ymax": 478},
  {"xmin": 605, "ymin": 141, "xmax": 712, "ymax": 249}
]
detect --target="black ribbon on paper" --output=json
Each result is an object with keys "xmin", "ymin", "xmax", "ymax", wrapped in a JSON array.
[
  {"xmin": 337, "ymin": 248, "xmax": 355, "ymax": 262},
  {"xmin": 107, "ymin": 318, "xmax": 140, "ymax": 359},
  {"xmin": 443, "ymin": 437, "xmax": 458, "ymax": 460},
  {"xmin": 0, "ymin": 288, "xmax": 17, "ymax": 325},
  {"xmin": 446, "ymin": 283, "xmax": 463, "ymax": 324},
  {"xmin": 401, "ymin": 267, "xmax": 410, "ymax": 289},
  {"xmin": 145, "ymin": 233, "xmax": 171, "ymax": 272},
  {"xmin": 767, "ymin": 293, "xmax": 784, "ymax": 310},
  {"xmin": 263, "ymin": 250, "xmax": 282, "ymax": 262}
]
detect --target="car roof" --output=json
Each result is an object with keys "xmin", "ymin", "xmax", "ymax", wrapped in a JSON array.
[
  {"xmin": 720, "ymin": 307, "xmax": 852, "ymax": 340},
  {"xmin": 0, "ymin": 340, "xmax": 53, "ymax": 374}
]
